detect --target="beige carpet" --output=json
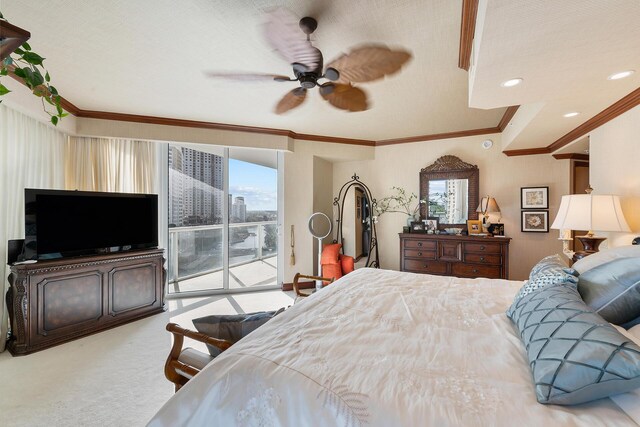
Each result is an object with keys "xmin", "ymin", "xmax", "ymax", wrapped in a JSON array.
[{"xmin": 0, "ymin": 290, "xmax": 293, "ymax": 426}]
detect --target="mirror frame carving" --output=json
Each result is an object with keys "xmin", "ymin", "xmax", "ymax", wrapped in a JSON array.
[
  {"xmin": 419, "ymin": 155, "xmax": 479, "ymax": 228},
  {"xmin": 333, "ymin": 173, "xmax": 380, "ymax": 268}
]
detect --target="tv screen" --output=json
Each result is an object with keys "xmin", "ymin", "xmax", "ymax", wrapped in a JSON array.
[{"xmin": 24, "ymin": 189, "xmax": 158, "ymax": 260}]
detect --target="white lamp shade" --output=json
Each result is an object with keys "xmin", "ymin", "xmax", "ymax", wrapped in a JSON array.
[
  {"xmin": 551, "ymin": 194, "xmax": 631, "ymax": 232},
  {"xmin": 476, "ymin": 197, "xmax": 501, "ymax": 213}
]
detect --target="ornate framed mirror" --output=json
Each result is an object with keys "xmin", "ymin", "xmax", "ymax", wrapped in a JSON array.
[{"xmin": 419, "ymin": 156, "xmax": 479, "ymax": 229}]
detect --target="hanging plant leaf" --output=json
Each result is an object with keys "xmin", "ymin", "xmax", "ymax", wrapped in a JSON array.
[
  {"xmin": 49, "ymin": 85, "xmax": 58, "ymax": 95},
  {"xmin": 51, "ymin": 116, "xmax": 58, "ymax": 126},
  {"xmin": 0, "ymin": 68, "xmax": 8, "ymax": 76},
  {"xmin": 13, "ymin": 67, "xmax": 26, "ymax": 78},
  {"xmin": 23, "ymin": 52, "xmax": 45, "ymax": 65},
  {"xmin": 45, "ymin": 71, "xmax": 50, "ymax": 82},
  {"xmin": 21, "ymin": 42, "xmax": 32, "ymax": 51},
  {"xmin": 13, "ymin": 47, "xmax": 25, "ymax": 56},
  {"xmin": 0, "ymin": 83, "xmax": 11, "ymax": 96}
]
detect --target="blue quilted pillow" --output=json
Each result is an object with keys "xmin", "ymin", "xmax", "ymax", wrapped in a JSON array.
[
  {"xmin": 508, "ymin": 285, "xmax": 640, "ymax": 405},
  {"xmin": 507, "ymin": 255, "xmax": 579, "ymax": 317}
]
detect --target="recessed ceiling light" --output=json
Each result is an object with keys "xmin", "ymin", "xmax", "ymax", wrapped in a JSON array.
[
  {"xmin": 501, "ymin": 78, "xmax": 523, "ymax": 87},
  {"xmin": 563, "ymin": 112, "xmax": 580, "ymax": 118},
  {"xmin": 607, "ymin": 70, "xmax": 635, "ymax": 80}
]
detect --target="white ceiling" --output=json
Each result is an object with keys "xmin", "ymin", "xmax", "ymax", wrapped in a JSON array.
[
  {"xmin": 470, "ymin": 0, "xmax": 640, "ymax": 151},
  {"xmin": 2, "ymin": 0, "xmax": 505, "ymax": 141},
  {"xmin": 4, "ymin": 1, "xmax": 639, "ymax": 150}
]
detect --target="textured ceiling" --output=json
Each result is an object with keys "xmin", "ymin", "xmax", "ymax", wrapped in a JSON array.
[
  {"xmin": 2, "ymin": 0, "xmax": 505, "ymax": 141},
  {"xmin": 470, "ymin": 0, "xmax": 640, "ymax": 151}
]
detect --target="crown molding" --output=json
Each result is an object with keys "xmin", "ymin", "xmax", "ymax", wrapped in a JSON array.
[
  {"xmin": 497, "ymin": 106, "xmax": 519, "ymax": 131},
  {"xmin": 376, "ymin": 127, "xmax": 499, "ymax": 146},
  {"xmin": 546, "ymin": 86, "xmax": 640, "ymax": 153},
  {"xmin": 458, "ymin": 0, "xmax": 479, "ymax": 71},
  {"xmin": 502, "ymin": 147, "xmax": 551, "ymax": 157},
  {"xmin": 552, "ymin": 153, "xmax": 589, "ymax": 161}
]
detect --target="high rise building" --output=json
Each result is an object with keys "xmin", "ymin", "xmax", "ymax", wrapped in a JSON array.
[
  {"xmin": 232, "ymin": 196, "xmax": 246, "ymax": 222},
  {"xmin": 168, "ymin": 146, "xmax": 184, "ymax": 226},
  {"xmin": 179, "ymin": 147, "xmax": 224, "ymax": 224}
]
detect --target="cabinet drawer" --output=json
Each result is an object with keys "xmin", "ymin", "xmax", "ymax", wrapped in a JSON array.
[
  {"xmin": 403, "ymin": 239, "xmax": 437, "ymax": 250},
  {"xmin": 464, "ymin": 253, "xmax": 502, "ymax": 265},
  {"xmin": 404, "ymin": 249, "xmax": 436, "ymax": 259},
  {"xmin": 464, "ymin": 242, "xmax": 501, "ymax": 254},
  {"xmin": 403, "ymin": 259, "xmax": 448, "ymax": 274},
  {"xmin": 451, "ymin": 263, "xmax": 501, "ymax": 279}
]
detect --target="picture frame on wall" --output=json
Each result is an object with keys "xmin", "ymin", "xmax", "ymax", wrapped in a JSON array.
[
  {"xmin": 521, "ymin": 211, "xmax": 549, "ymax": 232},
  {"xmin": 521, "ymin": 186, "xmax": 549, "ymax": 209},
  {"xmin": 467, "ymin": 219, "xmax": 483, "ymax": 235},
  {"xmin": 410, "ymin": 221, "xmax": 426, "ymax": 233}
]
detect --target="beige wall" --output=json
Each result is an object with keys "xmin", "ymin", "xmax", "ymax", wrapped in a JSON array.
[
  {"xmin": 283, "ymin": 140, "xmax": 374, "ymax": 283},
  {"xmin": 589, "ymin": 105, "xmax": 640, "ymax": 247},
  {"xmin": 331, "ymin": 134, "xmax": 570, "ymax": 280}
]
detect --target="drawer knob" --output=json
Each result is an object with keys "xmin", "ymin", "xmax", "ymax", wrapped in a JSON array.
[
  {"xmin": 424, "ymin": 264, "xmax": 429, "ymax": 269},
  {"xmin": 480, "ymin": 245, "xmax": 485, "ymax": 250},
  {"xmin": 418, "ymin": 252, "xmax": 422, "ymax": 256},
  {"xmin": 473, "ymin": 269, "xmax": 479, "ymax": 273},
  {"xmin": 418, "ymin": 242, "xmax": 423, "ymax": 247},
  {"xmin": 480, "ymin": 257, "xmax": 485, "ymax": 262}
]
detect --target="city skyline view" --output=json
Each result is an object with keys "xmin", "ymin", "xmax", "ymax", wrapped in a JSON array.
[{"xmin": 169, "ymin": 145, "xmax": 277, "ymax": 227}]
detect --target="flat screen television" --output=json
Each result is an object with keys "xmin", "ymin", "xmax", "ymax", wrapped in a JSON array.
[{"xmin": 24, "ymin": 189, "xmax": 158, "ymax": 260}]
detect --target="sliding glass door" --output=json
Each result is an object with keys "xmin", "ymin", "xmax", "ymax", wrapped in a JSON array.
[{"xmin": 167, "ymin": 144, "xmax": 281, "ymax": 295}]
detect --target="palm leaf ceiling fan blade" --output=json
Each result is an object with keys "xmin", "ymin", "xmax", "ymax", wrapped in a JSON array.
[
  {"xmin": 275, "ymin": 87, "xmax": 307, "ymax": 114},
  {"xmin": 326, "ymin": 44, "xmax": 412, "ymax": 84},
  {"xmin": 320, "ymin": 84, "xmax": 369, "ymax": 112},
  {"xmin": 264, "ymin": 8, "xmax": 322, "ymax": 72},
  {"xmin": 204, "ymin": 72, "xmax": 293, "ymax": 82}
]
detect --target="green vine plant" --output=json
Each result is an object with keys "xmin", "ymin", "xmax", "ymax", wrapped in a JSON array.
[
  {"xmin": 0, "ymin": 12, "xmax": 66, "ymax": 125},
  {"xmin": 375, "ymin": 186, "xmax": 426, "ymax": 218}
]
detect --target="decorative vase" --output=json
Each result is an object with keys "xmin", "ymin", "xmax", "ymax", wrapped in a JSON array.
[{"xmin": 406, "ymin": 215, "xmax": 417, "ymax": 227}]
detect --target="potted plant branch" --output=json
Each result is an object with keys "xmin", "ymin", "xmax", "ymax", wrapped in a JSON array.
[
  {"xmin": 375, "ymin": 186, "xmax": 426, "ymax": 225},
  {"xmin": 0, "ymin": 12, "xmax": 66, "ymax": 125}
]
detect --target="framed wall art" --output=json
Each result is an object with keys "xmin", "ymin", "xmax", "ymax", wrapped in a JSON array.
[
  {"xmin": 521, "ymin": 211, "xmax": 549, "ymax": 232},
  {"xmin": 521, "ymin": 186, "xmax": 549, "ymax": 209}
]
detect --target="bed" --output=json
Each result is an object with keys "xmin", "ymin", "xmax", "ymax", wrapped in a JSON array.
[{"xmin": 148, "ymin": 268, "xmax": 639, "ymax": 426}]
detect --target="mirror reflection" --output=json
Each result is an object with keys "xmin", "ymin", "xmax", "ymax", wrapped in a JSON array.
[
  {"xmin": 339, "ymin": 185, "xmax": 372, "ymax": 260},
  {"xmin": 428, "ymin": 179, "xmax": 469, "ymax": 224}
]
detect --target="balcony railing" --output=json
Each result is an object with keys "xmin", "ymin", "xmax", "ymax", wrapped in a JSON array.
[{"xmin": 168, "ymin": 221, "xmax": 277, "ymax": 286}]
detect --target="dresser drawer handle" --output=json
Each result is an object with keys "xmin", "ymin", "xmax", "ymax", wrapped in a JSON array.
[
  {"xmin": 473, "ymin": 269, "xmax": 479, "ymax": 273},
  {"xmin": 418, "ymin": 252, "xmax": 422, "ymax": 256},
  {"xmin": 480, "ymin": 257, "xmax": 485, "ymax": 262},
  {"xmin": 417, "ymin": 242, "xmax": 423, "ymax": 247},
  {"xmin": 424, "ymin": 264, "xmax": 429, "ymax": 269},
  {"xmin": 480, "ymin": 245, "xmax": 485, "ymax": 250}
]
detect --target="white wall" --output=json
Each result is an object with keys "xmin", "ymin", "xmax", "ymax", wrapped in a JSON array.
[
  {"xmin": 589, "ymin": 105, "xmax": 640, "ymax": 247},
  {"xmin": 332, "ymin": 134, "xmax": 570, "ymax": 280}
]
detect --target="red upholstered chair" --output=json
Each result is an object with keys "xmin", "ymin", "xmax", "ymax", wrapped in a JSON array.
[{"xmin": 321, "ymin": 243, "xmax": 355, "ymax": 283}]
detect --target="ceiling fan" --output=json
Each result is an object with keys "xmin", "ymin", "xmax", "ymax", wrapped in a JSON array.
[{"xmin": 205, "ymin": 8, "xmax": 412, "ymax": 114}]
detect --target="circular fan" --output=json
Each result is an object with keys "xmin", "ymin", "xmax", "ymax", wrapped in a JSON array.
[{"xmin": 205, "ymin": 8, "xmax": 412, "ymax": 114}]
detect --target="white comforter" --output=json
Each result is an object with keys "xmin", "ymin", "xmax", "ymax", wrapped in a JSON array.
[{"xmin": 149, "ymin": 268, "xmax": 637, "ymax": 426}]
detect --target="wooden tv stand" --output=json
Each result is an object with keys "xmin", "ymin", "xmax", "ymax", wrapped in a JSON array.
[{"xmin": 7, "ymin": 248, "xmax": 165, "ymax": 355}]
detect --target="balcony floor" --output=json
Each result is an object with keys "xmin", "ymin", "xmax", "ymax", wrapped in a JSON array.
[{"xmin": 169, "ymin": 256, "xmax": 277, "ymax": 294}]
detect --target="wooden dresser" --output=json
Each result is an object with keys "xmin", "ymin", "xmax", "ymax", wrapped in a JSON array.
[{"xmin": 399, "ymin": 233, "xmax": 511, "ymax": 279}]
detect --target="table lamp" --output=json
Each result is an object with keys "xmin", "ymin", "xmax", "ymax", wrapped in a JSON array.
[
  {"xmin": 551, "ymin": 190, "xmax": 630, "ymax": 261},
  {"xmin": 476, "ymin": 196, "xmax": 501, "ymax": 224}
]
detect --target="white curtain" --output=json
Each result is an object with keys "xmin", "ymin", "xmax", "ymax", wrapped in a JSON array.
[
  {"xmin": 0, "ymin": 106, "xmax": 66, "ymax": 352},
  {"xmin": 65, "ymin": 137, "xmax": 156, "ymax": 193}
]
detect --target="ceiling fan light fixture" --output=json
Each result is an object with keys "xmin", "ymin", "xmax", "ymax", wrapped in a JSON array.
[
  {"xmin": 324, "ymin": 67, "xmax": 340, "ymax": 81},
  {"xmin": 607, "ymin": 70, "xmax": 635, "ymax": 80},
  {"xmin": 501, "ymin": 78, "xmax": 523, "ymax": 88}
]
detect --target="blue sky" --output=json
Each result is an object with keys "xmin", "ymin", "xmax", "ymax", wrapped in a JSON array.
[{"xmin": 229, "ymin": 159, "xmax": 277, "ymax": 211}]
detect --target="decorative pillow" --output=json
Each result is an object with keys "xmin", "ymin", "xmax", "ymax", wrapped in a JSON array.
[
  {"xmin": 578, "ymin": 258, "xmax": 640, "ymax": 326},
  {"xmin": 321, "ymin": 243, "xmax": 341, "ymax": 265},
  {"xmin": 572, "ymin": 246, "xmax": 640, "ymax": 274},
  {"xmin": 507, "ymin": 255, "xmax": 579, "ymax": 317},
  {"xmin": 193, "ymin": 308, "xmax": 284, "ymax": 357},
  {"xmin": 508, "ymin": 285, "xmax": 640, "ymax": 405}
]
